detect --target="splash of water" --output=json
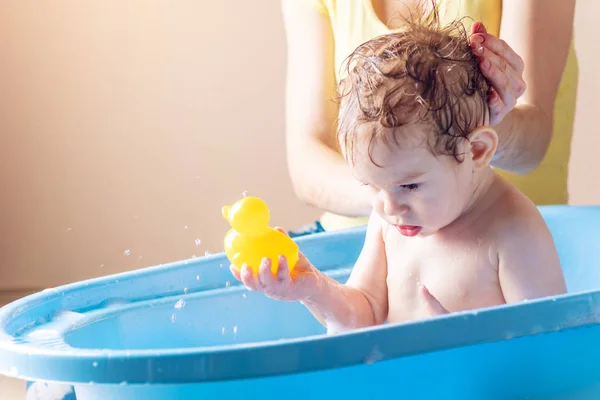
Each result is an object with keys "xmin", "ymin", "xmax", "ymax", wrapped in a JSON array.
[
  {"xmin": 195, "ymin": 239, "xmax": 201, "ymax": 246},
  {"xmin": 123, "ymin": 249, "xmax": 131, "ymax": 256},
  {"xmin": 364, "ymin": 345, "xmax": 384, "ymax": 365},
  {"xmin": 242, "ymin": 191, "xmax": 249, "ymax": 197},
  {"xmin": 174, "ymin": 299, "xmax": 186, "ymax": 310}
]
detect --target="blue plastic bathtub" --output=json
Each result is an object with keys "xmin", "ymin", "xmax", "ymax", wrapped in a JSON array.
[{"xmin": 1, "ymin": 205, "xmax": 600, "ymax": 399}]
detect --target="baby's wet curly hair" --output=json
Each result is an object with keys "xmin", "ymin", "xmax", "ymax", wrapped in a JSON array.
[{"xmin": 337, "ymin": 3, "xmax": 491, "ymax": 165}]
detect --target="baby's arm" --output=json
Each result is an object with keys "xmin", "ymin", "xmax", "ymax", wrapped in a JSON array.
[
  {"xmin": 497, "ymin": 210, "xmax": 567, "ymax": 303},
  {"xmin": 301, "ymin": 211, "xmax": 389, "ymax": 333}
]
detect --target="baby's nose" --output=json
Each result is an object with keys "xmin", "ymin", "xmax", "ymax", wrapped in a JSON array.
[{"xmin": 383, "ymin": 198, "xmax": 409, "ymax": 217}]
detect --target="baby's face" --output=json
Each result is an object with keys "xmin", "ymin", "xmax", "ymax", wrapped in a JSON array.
[{"xmin": 350, "ymin": 126, "xmax": 476, "ymax": 237}]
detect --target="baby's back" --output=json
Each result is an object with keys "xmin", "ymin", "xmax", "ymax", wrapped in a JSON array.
[{"xmin": 383, "ymin": 173, "xmax": 565, "ymax": 323}]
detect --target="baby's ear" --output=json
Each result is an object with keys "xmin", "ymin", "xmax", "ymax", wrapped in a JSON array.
[{"xmin": 467, "ymin": 126, "xmax": 498, "ymax": 169}]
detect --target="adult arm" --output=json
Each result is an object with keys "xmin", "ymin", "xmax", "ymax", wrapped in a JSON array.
[
  {"xmin": 281, "ymin": 0, "xmax": 373, "ymax": 216},
  {"xmin": 471, "ymin": 0, "xmax": 576, "ymax": 174}
]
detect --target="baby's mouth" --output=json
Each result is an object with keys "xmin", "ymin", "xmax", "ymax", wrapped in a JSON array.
[{"xmin": 395, "ymin": 225, "xmax": 422, "ymax": 237}]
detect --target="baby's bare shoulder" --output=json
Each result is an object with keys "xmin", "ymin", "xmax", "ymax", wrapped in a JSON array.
[
  {"xmin": 492, "ymin": 187, "xmax": 548, "ymax": 241},
  {"xmin": 488, "ymin": 186, "xmax": 566, "ymax": 301}
]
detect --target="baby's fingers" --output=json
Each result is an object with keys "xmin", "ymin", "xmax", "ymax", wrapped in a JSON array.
[
  {"xmin": 258, "ymin": 257, "xmax": 279, "ymax": 289},
  {"xmin": 230, "ymin": 265, "xmax": 242, "ymax": 281},
  {"xmin": 276, "ymin": 255, "xmax": 292, "ymax": 282},
  {"xmin": 419, "ymin": 284, "xmax": 449, "ymax": 317},
  {"xmin": 240, "ymin": 264, "xmax": 260, "ymax": 291},
  {"xmin": 274, "ymin": 226, "xmax": 289, "ymax": 236}
]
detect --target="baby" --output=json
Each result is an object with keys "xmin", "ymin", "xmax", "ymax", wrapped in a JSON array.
[{"xmin": 231, "ymin": 9, "xmax": 567, "ymax": 333}]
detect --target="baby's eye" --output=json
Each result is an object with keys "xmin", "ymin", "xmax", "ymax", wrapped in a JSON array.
[{"xmin": 400, "ymin": 183, "xmax": 419, "ymax": 191}]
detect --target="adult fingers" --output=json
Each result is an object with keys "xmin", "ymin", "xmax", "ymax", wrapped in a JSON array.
[
  {"xmin": 470, "ymin": 21, "xmax": 487, "ymax": 35},
  {"xmin": 476, "ymin": 45, "xmax": 525, "ymax": 107},
  {"xmin": 471, "ymin": 33, "xmax": 524, "ymax": 74}
]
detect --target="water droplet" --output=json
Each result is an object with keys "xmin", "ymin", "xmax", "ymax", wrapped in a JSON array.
[
  {"xmin": 195, "ymin": 239, "xmax": 201, "ymax": 246},
  {"xmin": 364, "ymin": 346, "xmax": 384, "ymax": 365},
  {"xmin": 242, "ymin": 191, "xmax": 249, "ymax": 197},
  {"xmin": 138, "ymin": 256, "xmax": 142, "ymax": 261},
  {"xmin": 183, "ymin": 288, "xmax": 189, "ymax": 294},
  {"xmin": 123, "ymin": 249, "xmax": 131, "ymax": 256},
  {"xmin": 184, "ymin": 225, "xmax": 188, "ymax": 230},
  {"xmin": 221, "ymin": 327, "xmax": 226, "ymax": 335},
  {"xmin": 225, "ymin": 281, "xmax": 230, "ymax": 288},
  {"xmin": 233, "ymin": 326, "xmax": 238, "ymax": 334},
  {"xmin": 171, "ymin": 314, "xmax": 176, "ymax": 323},
  {"xmin": 174, "ymin": 299, "xmax": 186, "ymax": 310},
  {"xmin": 92, "ymin": 361, "xmax": 98, "ymax": 367},
  {"xmin": 204, "ymin": 250, "xmax": 211, "ymax": 256},
  {"xmin": 99, "ymin": 264, "xmax": 104, "ymax": 269},
  {"xmin": 196, "ymin": 275, "xmax": 200, "ymax": 281},
  {"xmin": 242, "ymin": 293, "xmax": 247, "ymax": 299},
  {"xmin": 219, "ymin": 263, "xmax": 223, "ymax": 268},
  {"xmin": 66, "ymin": 228, "xmax": 72, "ymax": 232}
]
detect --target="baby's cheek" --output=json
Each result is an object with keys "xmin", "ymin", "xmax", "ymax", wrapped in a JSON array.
[{"xmin": 372, "ymin": 197, "xmax": 385, "ymax": 216}]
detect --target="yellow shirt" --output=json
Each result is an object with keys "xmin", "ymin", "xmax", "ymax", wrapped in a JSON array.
[{"xmin": 308, "ymin": 0, "xmax": 578, "ymax": 231}]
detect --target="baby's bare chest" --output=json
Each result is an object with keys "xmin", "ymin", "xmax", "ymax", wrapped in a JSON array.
[{"xmin": 384, "ymin": 233, "xmax": 505, "ymax": 322}]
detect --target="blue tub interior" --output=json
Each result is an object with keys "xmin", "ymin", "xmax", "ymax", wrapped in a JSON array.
[{"xmin": 1, "ymin": 205, "xmax": 600, "ymax": 399}]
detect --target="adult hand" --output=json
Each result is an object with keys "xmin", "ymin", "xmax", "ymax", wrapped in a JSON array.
[{"xmin": 469, "ymin": 22, "xmax": 527, "ymax": 126}]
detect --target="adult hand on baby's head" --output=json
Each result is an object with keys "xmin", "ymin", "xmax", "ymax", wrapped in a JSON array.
[{"xmin": 469, "ymin": 22, "xmax": 526, "ymax": 126}]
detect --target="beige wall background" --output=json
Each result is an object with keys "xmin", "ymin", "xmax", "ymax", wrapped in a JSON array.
[{"xmin": 0, "ymin": 1, "xmax": 598, "ymax": 293}]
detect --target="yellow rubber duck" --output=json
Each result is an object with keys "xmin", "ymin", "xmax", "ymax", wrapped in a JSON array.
[{"xmin": 222, "ymin": 196, "xmax": 299, "ymax": 276}]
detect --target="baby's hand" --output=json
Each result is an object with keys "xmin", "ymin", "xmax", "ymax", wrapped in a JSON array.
[{"xmin": 230, "ymin": 252, "xmax": 321, "ymax": 302}]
